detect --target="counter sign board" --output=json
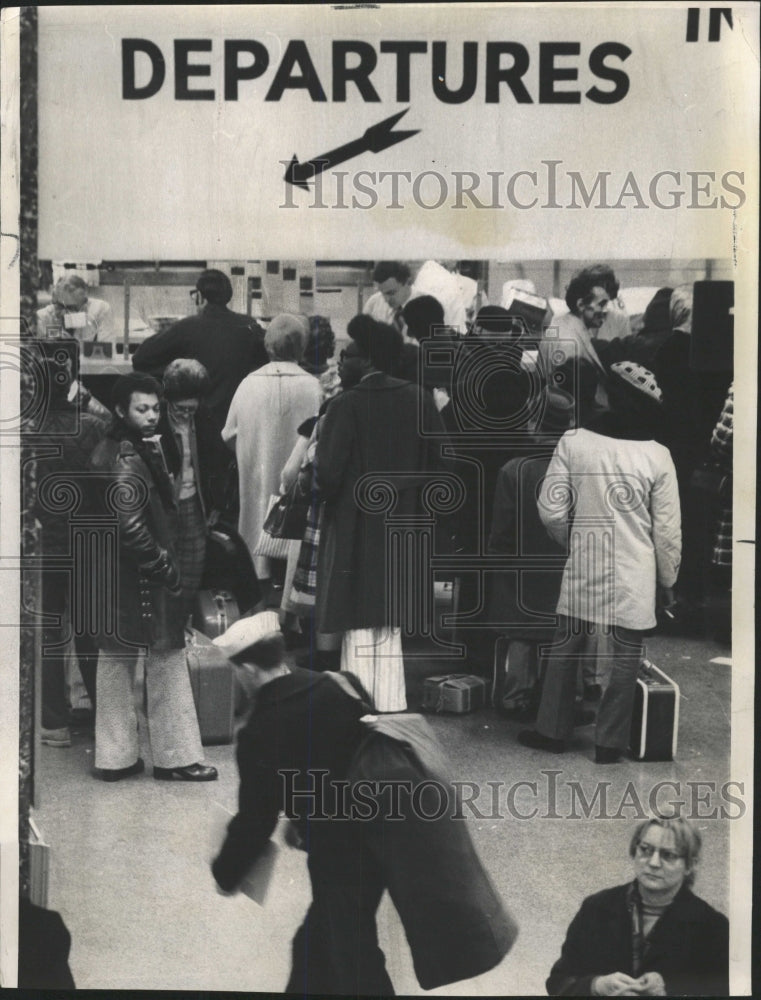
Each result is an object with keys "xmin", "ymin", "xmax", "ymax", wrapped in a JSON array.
[{"xmin": 36, "ymin": 4, "xmax": 755, "ymax": 259}]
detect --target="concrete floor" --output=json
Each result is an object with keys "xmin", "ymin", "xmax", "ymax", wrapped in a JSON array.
[{"xmin": 35, "ymin": 628, "xmax": 735, "ymax": 995}]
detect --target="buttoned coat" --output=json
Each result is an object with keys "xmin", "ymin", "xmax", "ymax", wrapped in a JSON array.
[
  {"xmin": 546, "ymin": 882, "xmax": 729, "ymax": 997},
  {"xmin": 89, "ymin": 429, "xmax": 185, "ymax": 653},
  {"xmin": 314, "ymin": 373, "xmax": 447, "ymax": 634}
]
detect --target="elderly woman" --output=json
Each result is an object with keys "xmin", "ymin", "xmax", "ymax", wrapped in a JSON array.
[
  {"xmin": 546, "ymin": 815, "xmax": 729, "ymax": 996},
  {"xmin": 158, "ymin": 358, "xmax": 212, "ymax": 623},
  {"xmin": 222, "ymin": 314, "xmax": 321, "ymax": 585}
]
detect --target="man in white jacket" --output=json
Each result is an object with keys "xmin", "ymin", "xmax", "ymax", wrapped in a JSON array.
[{"xmin": 518, "ymin": 362, "xmax": 681, "ymax": 764}]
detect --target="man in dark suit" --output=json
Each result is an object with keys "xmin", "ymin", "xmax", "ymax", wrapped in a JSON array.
[
  {"xmin": 133, "ymin": 269, "xmax": 267, "ymax": 430},
  {"xmin": 133, "ymin": 269, "xmax": 268, "ymax": 513}
]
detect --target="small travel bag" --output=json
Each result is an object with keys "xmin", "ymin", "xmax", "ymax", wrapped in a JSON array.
[{"xmin": 421, "ymin": 674, "xmax": 486, "ymax": 714}]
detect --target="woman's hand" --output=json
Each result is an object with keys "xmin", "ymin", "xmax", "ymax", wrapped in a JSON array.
[
  {"xmin": 591, "ymin": 972, "xmax": 642, "ymax": 995},
  {"xmin": 636, "ymin": 972, "xmax": 666, "ymax": 996}
]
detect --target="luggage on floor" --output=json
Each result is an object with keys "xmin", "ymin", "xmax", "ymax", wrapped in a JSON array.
[
  {"xmin": 629, "ymin": 659, "xmax": 679, "ymax": 762},
  {"xmin": 185, "ymin": 627, "xmax": 237, "ymax": 745},
  {"xmin": 422, "ymin": 674, "xmax": 486, "ymax": 714},
  {"xmin": 193, "ymin": 588, "xmax": 240, "ymax": 639}
]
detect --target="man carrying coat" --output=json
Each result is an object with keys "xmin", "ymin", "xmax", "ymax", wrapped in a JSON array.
[{"xmin": 211, "ymin": 612, "xmax": 517, "ymax": 996}]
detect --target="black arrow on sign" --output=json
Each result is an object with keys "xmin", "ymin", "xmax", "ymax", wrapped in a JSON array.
[{"xmin": 284, "ymin": 108, "xmax": 420, "ymax": 190}]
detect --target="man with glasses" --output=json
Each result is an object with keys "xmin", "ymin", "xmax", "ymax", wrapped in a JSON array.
[
  {"xmin": 546, "ymin": 815, "xmax": 729, "ymax": 996},
  {"xmin": 36, "ymin": 273, "xmax": 114, "ymax": 342},
  {"xmin": 133, "ymin": 269, "xmax": 268, "ymax": 435}
]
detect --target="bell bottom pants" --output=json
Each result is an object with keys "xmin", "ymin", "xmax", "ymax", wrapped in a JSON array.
[
  {"xmin": 94, "ymin": 646, "xmax": 203, "ymax": 771},
  {"xmin": 536, "ymin": 616, "xmax": 644, "ymax": 751}
]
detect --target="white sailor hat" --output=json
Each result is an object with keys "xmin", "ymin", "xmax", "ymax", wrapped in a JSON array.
[{"xmin": 212, "ymin": 611, "xmax": 281, "ymax": 659}]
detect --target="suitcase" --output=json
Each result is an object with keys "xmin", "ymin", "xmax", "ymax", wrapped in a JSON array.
[
  {"xmin": 629, "ymin": 659, "xmax": 679, "ymax": 762},
  {"xmin": 185, "ymin": 627, "xmax": 237, "ymax": 745},
  {"xmin": 422, "ymin": 674, "xmax": 486, "ymax": 714},
  {"xmin": 193, "ymin": 588, "xmax": 240, "ymax": 639}
]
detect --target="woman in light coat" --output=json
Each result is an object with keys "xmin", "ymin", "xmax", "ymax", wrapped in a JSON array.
[
  {"xmin": 222, "ymin": 314, "xmax": 321, "ymax": 585},
  {"xmin": 518, "ymin": 362, "xmax": 681, "ymax": 763}
]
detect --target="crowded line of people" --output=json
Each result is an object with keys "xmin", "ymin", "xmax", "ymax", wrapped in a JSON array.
[
  {"xmin": 32, "ymin": 263, "xmax": 732, "ymax": 767},
  {"xmin": 28, "ymin": 262, "xmax": 732, "ymax": 994}
]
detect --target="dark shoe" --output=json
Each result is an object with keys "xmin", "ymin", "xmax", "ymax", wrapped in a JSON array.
[
  {"xmin": 96, "ymin": 758, "xmax": 145, "ymax": 782},
  {"xmin": 153, "ymin": 762, "xmax": 218, "ymax": 782},
  {"xmin": 595, "ymin": 745, "xmax": 623, "ymax": 764},
  {"xmin": 517, "ymin": 730, "xmax": 566, "ymax": 754}
]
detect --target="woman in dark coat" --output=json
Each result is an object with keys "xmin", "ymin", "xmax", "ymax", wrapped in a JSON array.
[
  {"xmin": 314, "ymin": 317, "xmax": 447, "ymax": 710},
  {"xmin": 547, "ymin": 815, "xmax": 728, "ymax": 997},
  {"xmin": 89, "ymin": 373, "xmax": 217, "ymax": 782},
  {"xmin": 487, "ymin": 388, "xmax": 574, "ymax": 716}
]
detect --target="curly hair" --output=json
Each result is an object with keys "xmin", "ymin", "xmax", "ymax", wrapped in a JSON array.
[
  {"xmin": 111, "ymin": 372, "xmax": 163, "ymax": 413},
  {"xmin": 565, "ymin": 265, "xmax": 620, "ymax": 314},
  {"xmin": 302, "ymin": 315, "xmax": 336, "ymax": 373},
  {"xmin": 346, "ymin": 315, "xmax": 403, "ymax": 375}
]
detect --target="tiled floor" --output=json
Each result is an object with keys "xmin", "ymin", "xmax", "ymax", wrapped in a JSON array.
[{"xmin": 35, "ymin": 629, "xmax": 734, "ymax": 995}]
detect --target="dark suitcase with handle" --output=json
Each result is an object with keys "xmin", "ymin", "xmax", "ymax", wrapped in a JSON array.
[{"xmin": 629, "ymin": 659, "xmax": 679, "ymax": 762}]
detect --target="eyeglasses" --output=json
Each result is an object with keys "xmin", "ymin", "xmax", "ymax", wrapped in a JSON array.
[
  {"xmin": 170, "ymin": 402, "xmax": 199, "ymax": 417},
  {"xmin": 636, "ymin": 842, "xmax": 685, "ymax": 865},
  {"xmin": 189, "ymin": 290, "xmax": 202, "ymax": 305}
]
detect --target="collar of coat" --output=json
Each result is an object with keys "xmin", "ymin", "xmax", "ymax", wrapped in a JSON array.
[
  {"xmin": 348, "ymin": 372, "xmax": 411, "ymax": 392},
  {"xmin": 608, "ymin": 882, "xmax": 708, "ymax": 925},
  {"xmin": 246, "ymin": 665, "xmax": 363, "ymax": 715}
]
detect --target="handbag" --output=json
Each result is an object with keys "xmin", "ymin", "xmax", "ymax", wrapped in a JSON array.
[
  {"xmin": 252, "ymin": 495, "xmax": 293, "ymax": 561},
  {"xmin": 262, "ymin": 481, "xmax": 310, "ymax": 540}
]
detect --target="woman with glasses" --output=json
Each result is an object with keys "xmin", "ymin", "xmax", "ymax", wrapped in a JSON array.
[
  {"xmin": 159, "ymin": 358, "xmax": 213, "ymax": 623},
  {"xmin": 546, "ymin": 815, "xmax": 728, "ymax": 996}
]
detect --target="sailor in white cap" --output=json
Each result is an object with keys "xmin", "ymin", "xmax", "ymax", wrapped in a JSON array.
[{"xmin": 210, "ymin": 611, "xmax": 516, "ymax": 994}]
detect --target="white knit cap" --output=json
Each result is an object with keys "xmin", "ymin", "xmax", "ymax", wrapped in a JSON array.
[
  {"xmin": 212, "ymin": 611, "xmax": 281, "ymax": 659},
  {"xmin": 610, "ymin": 361, "xmax": 663, "ymax": 403}
]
